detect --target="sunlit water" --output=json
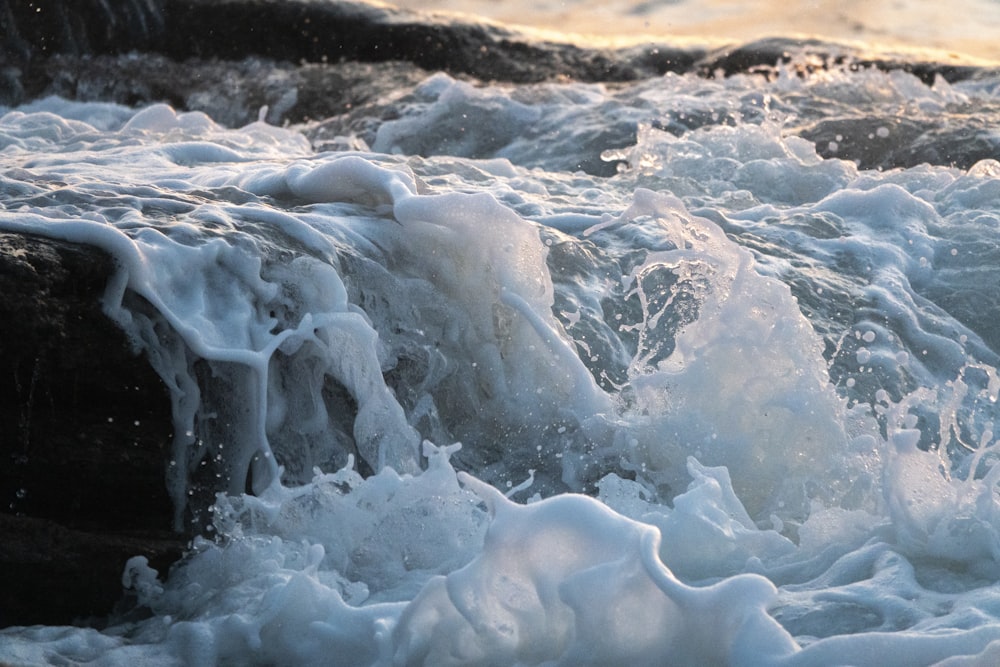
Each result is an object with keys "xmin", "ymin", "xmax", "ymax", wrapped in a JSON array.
[
  {"xmin": 3, "ymin": 39, "xmax": 1000, "ymax": 666},
  {"xmin": 391, "ymin": 0, "xmax": 1000, "ymax": 62}
]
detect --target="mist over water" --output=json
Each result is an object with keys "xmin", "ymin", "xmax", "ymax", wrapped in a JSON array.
[{"xmin": 4, "ymin": 2, "xmax": 1000, "ymax": 665}]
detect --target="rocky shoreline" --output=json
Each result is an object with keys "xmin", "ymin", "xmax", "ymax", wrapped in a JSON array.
[{"xmin": 3, "ymin": 1, "xmax": 998, "ymax": 113}]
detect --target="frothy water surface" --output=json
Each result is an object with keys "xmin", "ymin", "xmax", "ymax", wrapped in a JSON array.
[{"xmin": 3, "ymin": 54, "xmax": 1000, "ymax": 665}]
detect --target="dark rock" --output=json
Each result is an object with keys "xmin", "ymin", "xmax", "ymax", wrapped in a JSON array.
[
  {"xmin": 0, "ymin": 0, "xmax": 166, "ymax": 62},
  {"xmin": 800, "ymin": 114, "xmax": 1000, "ymax": 171},
  {"xmin": 0, "ymin": 232, "xmax": 183, "ymax": 628},
  {"xmin": 27, "ymin": 52, "xmax": 433, "ymax": 127},
  {"xmin": 4, "ymin": 0, "xmax": 1000, "ymax": 95},
  {"xmin": 696, "ymin": 37, "xmax": 998, "ymax": 84},
  {"xmin": 697, "ymin": 37, "xmax": 832, "ymax": 77},
  {"xmin": 1, "ymin": 0, "xmax": 699, "ymax": 85},
  {"xmin": 5, "ymin": 0, "xmax": 1000, "ymax": 119},
  {"xmin": 0, "ymin": 514, "xmax": 183, "ymax": 628},
  {"xmin": 163, "ymin": 0, "xmax": 701, "ymax": 83}
]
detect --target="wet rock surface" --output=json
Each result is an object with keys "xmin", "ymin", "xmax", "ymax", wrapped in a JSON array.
[{"xmin": 0, "ymin": 233, "xmax": 183, "ymax": 627}]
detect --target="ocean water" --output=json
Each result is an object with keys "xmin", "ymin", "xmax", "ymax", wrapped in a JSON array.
[
  {"xmin": 4, "ymin": 3, "xmax": 1000, "ymax": 666},
  {"xmin": 392, "ymin": 0, "xmax": 1000, "ymax": 62}
]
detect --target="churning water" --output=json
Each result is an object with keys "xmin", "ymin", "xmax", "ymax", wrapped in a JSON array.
[{"xmin": 4, "ymin": 6, "xmax": 1000, "ymax": 664}]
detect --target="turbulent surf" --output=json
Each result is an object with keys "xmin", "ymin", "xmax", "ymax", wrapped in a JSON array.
[{"xmin": 4, "ymin": 1, "xmax": 1000, "ymax": 665}]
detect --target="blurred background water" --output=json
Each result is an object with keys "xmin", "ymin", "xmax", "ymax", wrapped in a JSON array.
[{"xmin": 392, "ymin": 0, "xmax": 1000, "ymax": 62}]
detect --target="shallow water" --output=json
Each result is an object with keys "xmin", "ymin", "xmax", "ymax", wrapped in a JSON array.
[{"xmin": 3, "ymin": 19, "xmax": 1000, "ymax": 666}]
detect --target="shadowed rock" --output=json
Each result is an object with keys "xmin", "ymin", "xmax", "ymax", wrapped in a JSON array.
[
  {"xmin": 0, "ymin": 233, "xmax": 183, "ymax": 627},
  {"xmin": 1, "ymin": 0, "xmax": 699, "ymax": 99}
]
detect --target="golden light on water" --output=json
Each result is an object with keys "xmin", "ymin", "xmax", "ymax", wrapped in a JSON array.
[{"xmin": 391, "ymin": 0, "xmax": 1000, "ymax": 63}]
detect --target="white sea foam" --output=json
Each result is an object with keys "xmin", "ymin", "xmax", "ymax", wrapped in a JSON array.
[{"xmin": 3, "ymin": 62, "xmax": 1000, "ymax": 665}]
